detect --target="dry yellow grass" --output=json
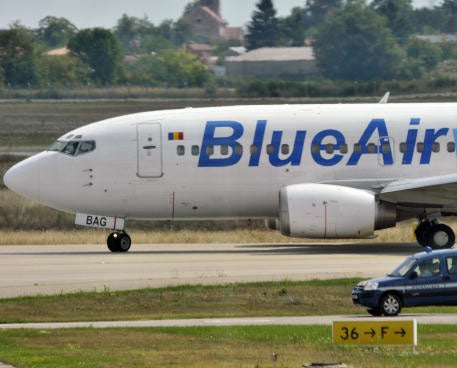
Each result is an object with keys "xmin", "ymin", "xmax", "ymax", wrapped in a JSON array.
[{"xmin": 0, "ymin": 220, "xmax": 432, "ymax": 245}]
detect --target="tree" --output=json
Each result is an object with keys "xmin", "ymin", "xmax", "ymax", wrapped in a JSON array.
[
  {"xmin": 0, "ymin": 23, "xmax": 39, "ymax": 86},
  {"xmin": 37, "ymin": 16, "xmax": 78, "ymax": 47},
  {"xmin": 245, "ymin": 0, "xmax": 279, "ymax": 50},
  {"xmin": 305, "ymin": 0, "xmax": 343, "ymax": 27},
  {"xmin": 278, "ymin": 7, "xmax": 308, "ymax": 46},
  {"xmin": 156, "ymin": 49, "xmax": 209, "ymax": 87},
  {"xmin": 441, "ymin": 0, "xmax": 457, "ymax": 32},
  {"xmin": 371, "ymin": 0, "xmax": 413, "ymax": 42},
  {"xmin": 68, "ymin": 28, "xmax": 123, "ymax": 84},
  {"xmin": 314, "ymin": 3, "xmax": 403, "ymax": 80},
  {"xmin": 37, "ymin": 55, "xmax": 92, "ymax": 86},
  {"xmin": 406, "ymin": 38, "xmax": 442, "ymax": 69}
]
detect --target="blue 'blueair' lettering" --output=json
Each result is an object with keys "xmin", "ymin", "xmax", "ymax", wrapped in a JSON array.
[
  {"xmin": 198, "ymin": 121, "xmax": 243, "ymax": 167},
  {"xmin": 197, "ymin": 118, "xmax": 451, "ymax": 168}
]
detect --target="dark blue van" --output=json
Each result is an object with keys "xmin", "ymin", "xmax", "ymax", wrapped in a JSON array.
[{"xmin": 352, "ymin": 248, "xmax": 457, "ymax": 316}]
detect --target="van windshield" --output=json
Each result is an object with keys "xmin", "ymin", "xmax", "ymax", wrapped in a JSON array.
[
  {"xmin": 48, "ymin": 140, "xmax": 96, "ymax": 156},
  {"xmin": 388, "ymin": 257, "xmax": 417, "ymax": 277}
]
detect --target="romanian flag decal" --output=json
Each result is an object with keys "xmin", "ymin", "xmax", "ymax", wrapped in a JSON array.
[{"xmin": 168, "ymin": 132, "xmax": 184, "ymax": 141}]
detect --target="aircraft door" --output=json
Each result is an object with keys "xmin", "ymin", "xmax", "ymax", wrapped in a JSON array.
[{"xmin": 137, "ymin": 123, "xmax": 163, "ymax": 178}]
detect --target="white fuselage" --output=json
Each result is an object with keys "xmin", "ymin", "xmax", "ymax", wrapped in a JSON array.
[{"xmin": 5, "ymin": 103, "xmax": 457, "ymax": 223}]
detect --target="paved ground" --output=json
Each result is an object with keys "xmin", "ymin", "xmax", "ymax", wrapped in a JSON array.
[
  {"xmin": 0, "ymin": 242, "xmax": 445, "ymax": 368},
  {"xmin": 0, "ymin": 242, "xmax": 420, "ymax": 298},
  {"xmin": 0, "ymin": 313, "xmax": 455, "ymax": 330}
]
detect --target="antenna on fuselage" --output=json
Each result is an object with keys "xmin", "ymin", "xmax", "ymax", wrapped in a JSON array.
[{"xmin": 378, "ymin": 91, "xmax": 390, "ymax": 104}]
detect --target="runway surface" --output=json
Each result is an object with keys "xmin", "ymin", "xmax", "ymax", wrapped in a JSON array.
[{"xmin": 0, "ymin": 242, "xmax": 421, "ymax": 298}]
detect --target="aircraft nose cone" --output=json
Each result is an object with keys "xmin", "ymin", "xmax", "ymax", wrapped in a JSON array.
[{"xmin": 3, "ymin": 158, "xmax": 40, "ymax": 201}]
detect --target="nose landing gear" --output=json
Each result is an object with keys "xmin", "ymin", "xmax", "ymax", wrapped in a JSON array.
[
  {"xmin": 107, "ymin": 231, "xmax": 132, "ymax": 252},
  {"xmin": 415, "ymin": 220, "xmax": 455, "ymax": 249}
]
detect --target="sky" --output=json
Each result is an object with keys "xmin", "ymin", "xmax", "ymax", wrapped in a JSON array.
[{"xmin": 0, "ymin": 0, "xmax": 444, "ymax": 30}]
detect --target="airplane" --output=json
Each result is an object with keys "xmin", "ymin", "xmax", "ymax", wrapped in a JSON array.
[{"xmin": 4, "ymin": 100, "xmax": 457, "ymax": 252}]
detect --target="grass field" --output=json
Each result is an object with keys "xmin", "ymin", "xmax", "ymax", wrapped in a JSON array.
[
  {"xmin": 0, "ymin": 281, "xmax": 456, "ymax": 367},
  {"xmin": 1, "ymin": 325, "xmax": 457, "ymax": 368}
]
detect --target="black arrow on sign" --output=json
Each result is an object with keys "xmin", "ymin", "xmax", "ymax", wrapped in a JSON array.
[
  {"xmin": 364, "ymin": 329, "xmax": 376, "ymax": 338},
  {"xmin": 395, "ymin": 328, "xmax": 406, "ymax": 338}
]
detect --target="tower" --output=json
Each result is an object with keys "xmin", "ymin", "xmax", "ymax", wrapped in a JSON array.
[{"xmin": 200, "ymin": 0, "xmax": 220, "ymax": 15}]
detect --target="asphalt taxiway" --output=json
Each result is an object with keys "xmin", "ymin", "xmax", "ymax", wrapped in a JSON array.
[{"xmin": 0, "ymin": 242, "xmax": 420, "ymax": 298}]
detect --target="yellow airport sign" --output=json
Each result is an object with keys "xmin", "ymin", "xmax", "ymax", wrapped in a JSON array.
[{"xmin": 333, "ymin": 320, "xmax": 417, "ymax": 346}]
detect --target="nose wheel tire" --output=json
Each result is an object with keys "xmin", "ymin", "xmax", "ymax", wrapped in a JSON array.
[{"xmin": 107, "ymin": 231, "xmax": 131, "ymax": 252}]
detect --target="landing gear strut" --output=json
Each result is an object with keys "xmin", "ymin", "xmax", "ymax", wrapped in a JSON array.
[
  {"xmin": 415, "ymin": 221, "xmax": 455, "ymax": 249},
  {"xmin": 107, "ymin": 231, "xmax": 131, "ymax": 252}
]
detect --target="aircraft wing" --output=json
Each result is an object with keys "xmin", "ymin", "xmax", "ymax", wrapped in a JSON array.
[{"xmin": 379, "ymin": 173, "xmax": 457, "ymax": 207}]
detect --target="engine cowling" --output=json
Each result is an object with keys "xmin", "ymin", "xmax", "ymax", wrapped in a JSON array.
[{"xmin": 279, "ymin": 184, "xmax": 396, "ymax": 238}]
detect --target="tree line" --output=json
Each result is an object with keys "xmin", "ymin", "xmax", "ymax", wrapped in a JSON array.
[{"xmin": 1, "ymin": 0, "xmax": 457, "ymax": 91}]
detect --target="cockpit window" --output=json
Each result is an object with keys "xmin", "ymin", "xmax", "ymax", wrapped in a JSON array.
[{"xmin": 48, "ymin": 140, "xmax": 96, "ymax": 156}]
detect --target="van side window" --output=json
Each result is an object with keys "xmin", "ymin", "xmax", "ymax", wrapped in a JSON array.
[{"xmin": 446, "ymin": 256, "xmax": 457, "ymax": 274}]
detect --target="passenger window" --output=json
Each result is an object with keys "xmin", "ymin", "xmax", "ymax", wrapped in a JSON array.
[
  {"xmin": 221, "ymin": 145, "xmax": 229, "ymax": 156},
  {"xmin": 381, "ymin": 143, "xmax": 391, "ymax": 154},
  {"xmin": 399, "ymin": 142, "xmax": 407, "ymax": 153},
  {"xmin": 340, "ymin": 144, "xmax": 348, "ymax": 154},
  {"xmin": 281, "ymin": 144, "xmax": 289, "ymax": 155},
  {"xmin": 367, "ymin": 143, "xmax": 377, "ymax": 153},
  {"xmin": 266, "ymin": 144, "xmax": 275, "ymax": 155},
  {"xmin": 235, "ymin": 144, "xmax": 243, "ymax": 155},
  {"xmin": 191, "ymin": 145, "xmax": 199, "ymax": 156},
  {"xmin": 447, "ymin": 256, "xmax": 457, "ymax": 274},
  {"xmin": 448, "ymin": 142, "xmax": 455, "ymax": 153},
  {"xmin": 416, "ymin": 258, "xmax": 441, "ymax": 278},
  {"xmin": 325, "ymin": 144, "xmax": 334, "ymax": 154},
  {"xmin": 417, "ymin": 142, "xmax": 424, "ymax": 153},
  {"xmin": 250, "ymin": 144, "xmax": 258, "ymax": 155},
  {"xmin": 177, "ymin": 145, "xmax": 185, "ymax": 156},
  {"xmin": 206, "ymin": 145, "xmax": 214, "ymax": 156},
  {"xmin": 311, "ymin": 144, "xmax": 320, "ymax": 154},
  {"xmin": 432, "ymin": 142, "xmax": 440, "ymax": 153},
  {"xmin": 353, "ymin": 143, "xmax": 362, "ymax": 154}
]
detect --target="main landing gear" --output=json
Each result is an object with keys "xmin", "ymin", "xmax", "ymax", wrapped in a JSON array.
[
  {"xmin": 107, "ymin": 231, "xmax": 132, "ymax": 252},
  {"xmin": 415, "ymin": 220, "xmax": 455, "ymax": 249}
]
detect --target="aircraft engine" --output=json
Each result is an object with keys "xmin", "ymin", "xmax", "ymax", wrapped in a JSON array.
[{"xmin": 279, "ymin": 184, "xmax": 396, "ymax": 238}]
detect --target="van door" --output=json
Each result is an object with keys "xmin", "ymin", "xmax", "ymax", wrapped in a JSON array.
[{"xmin": 137, "ymin": 123, "xmax": 162, "ymax": 178}]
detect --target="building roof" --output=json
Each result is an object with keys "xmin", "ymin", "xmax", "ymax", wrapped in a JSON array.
[
  {"xmin": 416, "ymin": 34, "xmax": 457, "ymax": 43},
  {"xmin": 187, "ymin": 43, "xmax": 213, "ymax": 52},
  {"xmin": 227, "ymin": 47, "xmax": 314, "ymax": 62},
  {"xmin": 46, "ymin": 47, "xmax": 70, "ymax": 56}
]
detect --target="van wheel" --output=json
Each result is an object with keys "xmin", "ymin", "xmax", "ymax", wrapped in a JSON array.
[{"xmin": 379, "ymin": 293, "xmax": 402, "ymax": 316}]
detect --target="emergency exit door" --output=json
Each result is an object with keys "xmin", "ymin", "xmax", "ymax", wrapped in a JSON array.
[{"xmin": 137, "ymin": 123, "xmax": 163, "ymax": 178}]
